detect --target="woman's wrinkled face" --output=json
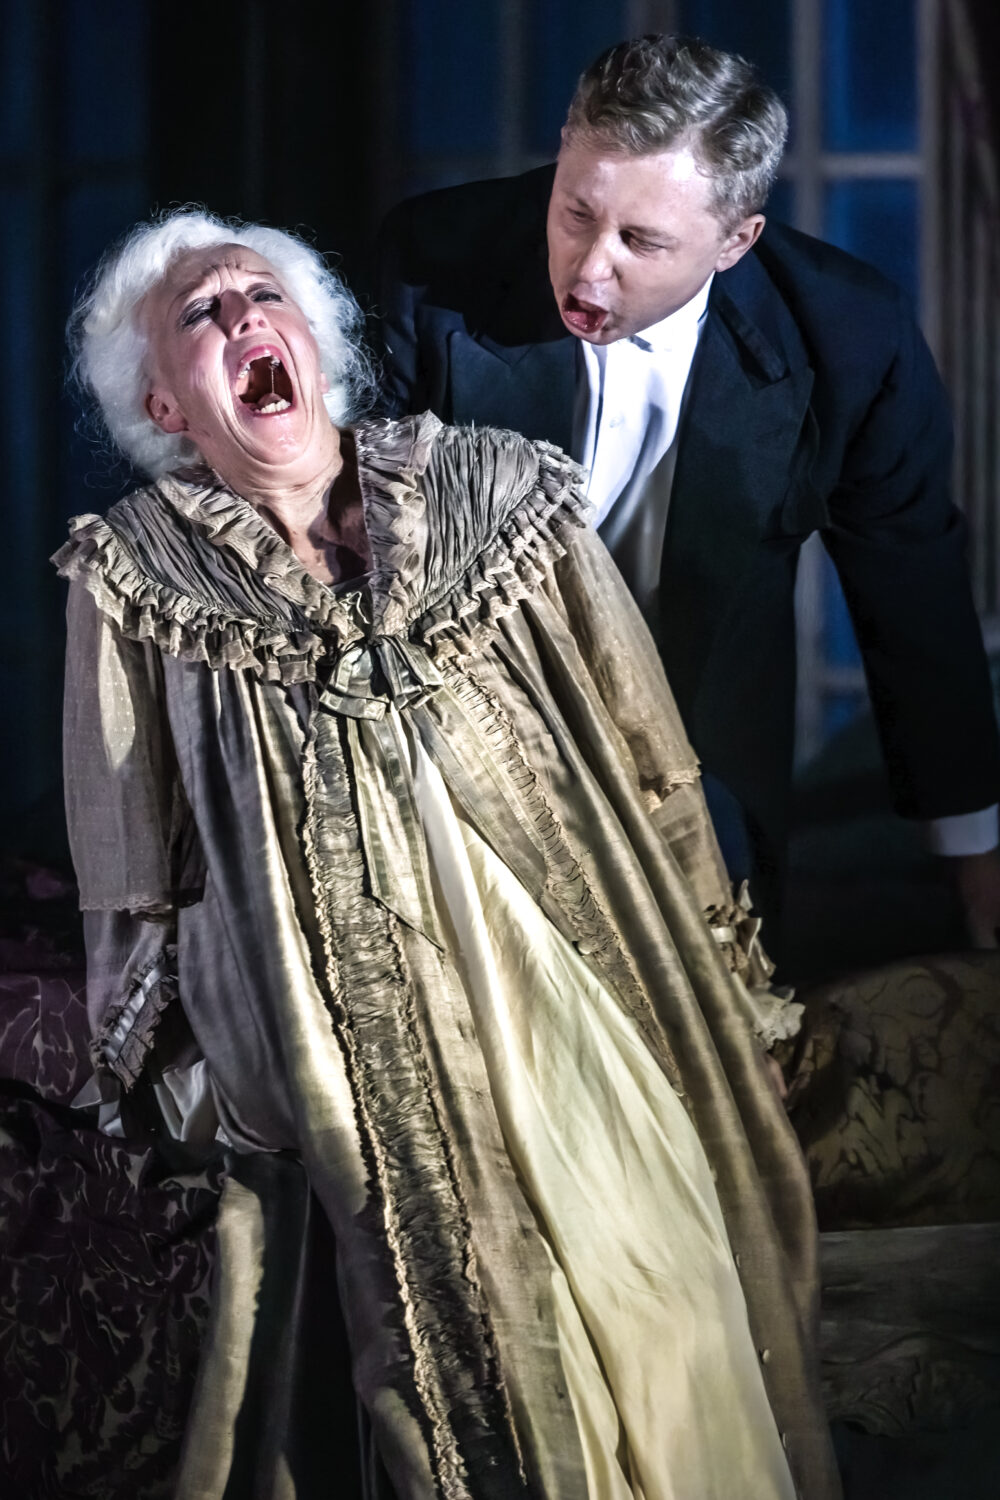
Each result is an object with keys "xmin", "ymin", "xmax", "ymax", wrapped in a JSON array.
[{"xmin": 142, "ymin": 244, "xmax": 337, "ymax": 486}]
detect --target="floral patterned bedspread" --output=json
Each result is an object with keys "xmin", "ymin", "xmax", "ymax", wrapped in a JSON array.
[
  {"xmin": 0, "ymin": 1086, "xmax": 221, "ymax": 1499},
  {"xmin": 0, "ymin": 863, "xmax": 222, "ymax": 1500}
]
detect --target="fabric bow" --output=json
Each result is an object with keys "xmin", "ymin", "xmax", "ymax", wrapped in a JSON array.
[{"xmin": 319, "ymin": 637, "xmax": 444, "ymax": 721}]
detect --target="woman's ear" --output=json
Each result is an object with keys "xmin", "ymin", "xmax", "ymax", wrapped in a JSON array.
[{"xmin": 145, "ymin": 387, "xmax": 188, "ymax": 434}]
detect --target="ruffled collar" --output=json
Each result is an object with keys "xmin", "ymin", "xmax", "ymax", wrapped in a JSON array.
[
  {"xmin": 54, "ymin": 413, "xmax": 589, "ymax": 682},
  {"xmin": 156, "ymin": 411, "xmax": 443, "ymax": 640}
]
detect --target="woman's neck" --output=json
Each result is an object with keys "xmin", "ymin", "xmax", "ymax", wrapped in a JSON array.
[{"xmin": 221, "ymin": 429, "xmax": 370, "ymax": 585}]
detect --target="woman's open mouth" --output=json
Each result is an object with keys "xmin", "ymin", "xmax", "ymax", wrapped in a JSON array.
[
  {"xmin": 234, "ymin": 353, "xmax": 295, "ymax": 415},
  {"xmin": 561, "ymin": 294, "xmax": 610, "ymax": 336}
]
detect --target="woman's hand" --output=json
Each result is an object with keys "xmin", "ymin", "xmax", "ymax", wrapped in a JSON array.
[{"xmin": 763, "ymin": 1051, "xmax": 789, "ymax": 1104}]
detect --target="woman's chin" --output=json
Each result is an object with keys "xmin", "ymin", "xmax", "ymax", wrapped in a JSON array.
[{"xmin": 208, "ymin": 407, "xmax": 336, "ymax": 487}]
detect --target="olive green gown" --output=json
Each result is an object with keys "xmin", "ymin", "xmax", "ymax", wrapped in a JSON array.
[{"xmin": 55, "ymin": 414, "xmax": 840, "ymax": 1500}]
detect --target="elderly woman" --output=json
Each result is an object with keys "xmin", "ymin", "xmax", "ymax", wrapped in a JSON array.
[{"xmin": 55, "ymin": 211, "xmax": 839, "ymax": 1500}]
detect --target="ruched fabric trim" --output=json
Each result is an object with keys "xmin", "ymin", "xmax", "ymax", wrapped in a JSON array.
[
  {"xmin": 301, "ymin": 705, "xmax": 525, "ymax": 1499},
  {"xmin": 52, "ymin": 415, "xmax": 592, "ymax": 686},
  {"xmin": 91, "ymin": 946, "xmax": 179, "ymax": 1089},
  {"xmin": 162, "ymin": 474, "xmax": 363, "ymax": 629},
  {"xmin": 52, "ymin": 511, "xmax": 336, "ymax": 685},
  {"xmin": 353, "ymin": 414, "xmax": 438, "ymax": 640},
  {"xmin": 708, "ymin": 883, "xmax": 804, "ymax": 1047},
  {"xmin": 414, "ymin": 438, "xmax": 591, "ymax": 661}
]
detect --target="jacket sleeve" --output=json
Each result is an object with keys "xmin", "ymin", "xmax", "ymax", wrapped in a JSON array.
[
  {"xmin": 63, "ymin": 581, "xmax": 203, "ymax": 1086},
  {"xmin": 823, "ymin": 295, "xmax": 1000, "ymax": 819}
]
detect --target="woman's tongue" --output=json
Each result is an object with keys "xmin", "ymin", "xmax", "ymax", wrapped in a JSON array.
[{"xmin": 562, "ymin": 293, "xmax": 609, "ymax": 335}]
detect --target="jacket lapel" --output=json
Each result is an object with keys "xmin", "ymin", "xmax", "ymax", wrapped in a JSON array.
[
  {"xmin": 448, "ymin": 331, "xmax": 577, "ymax": 453},
  {"xmin": 658, "ymin": 263, "xmax": 816, "ymax": 713}
]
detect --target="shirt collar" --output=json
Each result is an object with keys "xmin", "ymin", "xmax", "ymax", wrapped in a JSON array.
[{"xmin": 629, "ymin": 273, "xmax": 714, "ymax": 354}]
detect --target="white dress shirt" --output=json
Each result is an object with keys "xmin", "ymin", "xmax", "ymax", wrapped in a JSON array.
[
  {"xmin": 571, "ymin": 277, "xmax": 998, "ymax": 858},
  {"xmin": 574, "ymin": 276, "xmax": 712, "ymax": 527}
]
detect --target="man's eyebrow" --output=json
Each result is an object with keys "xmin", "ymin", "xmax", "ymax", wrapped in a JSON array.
[
  {"xmin": 561, "ymin": 191, "xmax": 679, "ymax": 245},
  {"xmin": 625, "ymin": 226, "xmax": 680, "ymax": 245},
  {"xmin": 567, "ymin": 190, "xmax": 591, "ymax": 208},
  {"xmin": 610, "ymin": 215, "xmax": 680, "ymax": 243}
]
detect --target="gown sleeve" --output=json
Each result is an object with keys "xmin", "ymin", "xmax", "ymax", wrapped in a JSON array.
[
  {"xmin": 545, "ymin": 514, "xmax": 802, "ymax": 1048},
  {"xmin": 63, "ymin": 581, "xmax": 203, "ymax": 1087}
]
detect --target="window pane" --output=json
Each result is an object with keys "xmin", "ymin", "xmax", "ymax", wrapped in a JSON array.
[
  {"xmin": 822, "ymin": 553, "xmax": 860, "ymax": 667},
  {"xmin": 823, "ymin": 690, "xmax": 867, "ymax": 738},
  {"xmin": 824, "ymin": 178, "xmax": 919, "ymax": 301},
  {"xmin": 820, "ymin": 555, "xmax": 865, "ymax": 740},
  {"xmin": 526, "ymin": 0, "xmax": 629, "ymax": 157},
  {"xmin": 823, "ymin": 0, "xmax": 917, "ymax": 152}
]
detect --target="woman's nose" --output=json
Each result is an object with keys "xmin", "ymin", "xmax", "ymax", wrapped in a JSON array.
[{"xmin": 218, "ymin": 288, "xmax": 267, "ymax": 336}]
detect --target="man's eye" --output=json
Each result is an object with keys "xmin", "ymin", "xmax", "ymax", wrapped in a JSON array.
[{"xmin": 625, "ymin": 236, "xmax": 661, "ymax": 254}]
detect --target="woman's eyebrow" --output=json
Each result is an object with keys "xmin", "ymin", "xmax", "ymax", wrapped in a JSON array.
[
  {"xmin": 171, "ymin": 270, "xmax": 279, "ymax": 313},
  {"xmin": 170, "ymin": 269, "xmax": 220, "ymax": 308}
]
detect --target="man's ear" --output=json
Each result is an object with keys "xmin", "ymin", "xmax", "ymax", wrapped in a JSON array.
[
  {"xmin": 145, "ymin": 387, "xmax": 188, "ymax": 434},
  {"xmin": 715, "ymin": 214, "xmax": 766, "ymax": 273}
]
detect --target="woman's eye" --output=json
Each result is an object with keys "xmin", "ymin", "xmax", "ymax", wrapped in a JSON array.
[
  {"xmin": 253, "ymin": 288, "xmax": 282, "ymax": 303},
  {"xmin": 181, "ymin": 302, "xmax": 211, "ymax": 327}
]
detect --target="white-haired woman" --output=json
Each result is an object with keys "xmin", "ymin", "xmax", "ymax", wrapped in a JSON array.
[{"xmin": 55, "ymin": 211, "xmax": 840, "ymax": 1500}]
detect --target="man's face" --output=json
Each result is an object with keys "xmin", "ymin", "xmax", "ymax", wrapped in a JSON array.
[{"xmin": 546, "ymin": 139, "xmax": 763, "ymax": 344}]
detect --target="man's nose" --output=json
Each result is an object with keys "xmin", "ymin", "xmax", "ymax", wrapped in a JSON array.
[
  {"xmin": 575, "ymin": 234, "xmax": 616, "ymax": 283},
  {"xmin": 218, "ymin": 289, "xmax": 267, "ymax": 336}
]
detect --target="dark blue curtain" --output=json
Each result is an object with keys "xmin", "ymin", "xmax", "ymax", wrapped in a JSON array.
[{"xmin": 1, "ymin": 1, "xmax": 150, "ymax": 861}]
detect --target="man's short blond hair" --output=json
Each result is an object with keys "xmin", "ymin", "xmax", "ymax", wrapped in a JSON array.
[{"xmin": 565, "ymin": 35, "xmax": 788, "ymax": 231}]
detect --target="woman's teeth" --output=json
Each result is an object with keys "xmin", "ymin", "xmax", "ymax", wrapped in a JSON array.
[{"xmin": 235, "ymin": 353, "xmax": 293, "ymax": 412}]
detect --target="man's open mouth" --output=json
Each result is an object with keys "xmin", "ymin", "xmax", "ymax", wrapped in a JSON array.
[
  {"xmin": 561, "ymin": 294, "xmax": 609, "ymax": 336},
  {"xmin": 234, "ymin": 354, "xmax": 294, "ymax": 415}
]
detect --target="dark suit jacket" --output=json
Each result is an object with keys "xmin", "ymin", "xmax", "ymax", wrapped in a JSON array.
[{"xmin": 377, "ymin": 163, "xmax": 1000, "ymax": 890}]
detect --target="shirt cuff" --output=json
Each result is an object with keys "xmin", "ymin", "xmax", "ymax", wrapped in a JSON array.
[{"xmin": 923, "ymin": 805, "xmax": 1000, "ymax": 857}]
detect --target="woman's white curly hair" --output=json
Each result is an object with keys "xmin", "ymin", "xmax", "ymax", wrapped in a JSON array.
[{"xmin": 67, "ymin": 207, "xmax": 375, "ymax": 477}]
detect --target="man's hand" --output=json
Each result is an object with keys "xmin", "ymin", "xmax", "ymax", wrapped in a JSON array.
[{"xmin": 950, "ymin": 847, "xmax": 1000, "ymax": 948}]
